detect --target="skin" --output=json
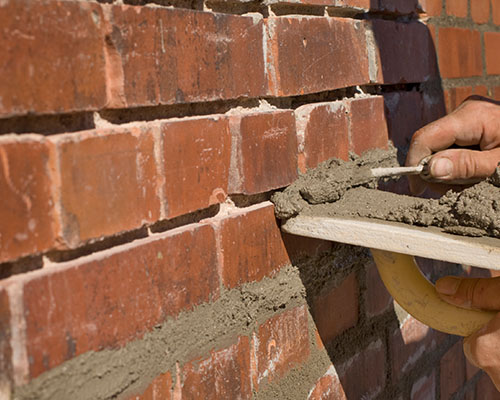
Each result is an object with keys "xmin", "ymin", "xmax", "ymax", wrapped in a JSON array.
[{"xmin": 406, "ymin": 96, "xmax": 500, "ymax": 390}]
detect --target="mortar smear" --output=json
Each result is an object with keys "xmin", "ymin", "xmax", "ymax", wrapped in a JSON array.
[{"xmin": 272, "ymin": 148, "xmax": 500, "ymax": 238}]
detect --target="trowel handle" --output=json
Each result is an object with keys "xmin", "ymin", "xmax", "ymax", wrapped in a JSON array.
[
  {"xmin": 371, "ymin": 249, "xmax": 496, "ymax": 337},
  {"xmin": 419, "ymin": 155, "xmax": 483, "ymax": 185}
]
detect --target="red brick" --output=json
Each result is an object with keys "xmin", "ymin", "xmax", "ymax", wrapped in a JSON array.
[
  {"xmin": 253, "ymin": 306, "xmax": 310, "ymax": 386},
  {"xmin": 332, "ymin": 0, "xmax": 371, "ymax": 10},
  {"xmin": 282, "ymin": 233, "xmax": 332, "ymax": 262},
  {"xmin": 441, "ymin": 341, "xmax": 466, "ymax": 398},
  {"xmin": 475, "ymin": 372, "xmax": 500, "ymax": 399},
  {"xmin": 0, "ymin": 0, "xmax": 106, "ymax": 117},
  {"xmin": 22, "ymin": 224, "xmax": 219, "ymax": 378},
  {"xmin": 466, "ymin": 358, "xmax": 481, "ymax": 380},
  {"xmin": 444, "ymin": 86, "xmax": 473, "ymax": 113},
  {"xmin": 365, "ymin": 261, "xmax": 392, "ymax": 317},
  {"xmin": 438, "ymin": 28, "xmax": 482, "ymax": 78},
  {"xmin": 228, "ymin": 111, "xmax": 298, "ymax": 194},
  {"xmin": 266, "ymin": 17, "xmax": 370, "ymax": 97},
  {"xmin": 180, "ymin": 336, "xmax": 252, "ymax": 400},
  {"xmin": 312, "ymin": 273, "xmax": 358, "ymax": 344},
  {"xmin": 485, "ymin": 32, "xmax": 500, "ymax": 75},
  {"xmin": 383, "ymin": 91, "xmax": 423, "ymax": 153},
  {"xmin": 295, "ymin": 102, "xmax": 349, "ymax": 172},
  {"xmin": 369, "ymin": 20, "xmax": 438, "ymax": 84},
  {"xmin": 422, "ymin": 90, "xmax": 446, "ymax": 126},
  {"xmin": 474, "ymin": 85, "xmax": 489, "ymax": 97},
  {"xmin": 105, "ymin": 6, "xmax": 266, "ymax": 109},
  {"xmin": 446, "ymin": 0, "xmax": 468, "ymax": 17},
  {"xmin": 307, "ymin": 365, "xmax": 347, "ymax": 400},
  {"xmin": 471, "ymin": 0, "xmax": 491, "ymax": 23},
  {"xmin": 162, "ymin": 116, "xmax": 231, "ymax": 218},
  {"xmin": 495, "ymin": 86, "xmax": 500, "ymax": 101},
  {"xmin": 378, "ymin": 0, "xmax": 419, "ymax": 14},
  {"xmin": 52, "ymin": 127, "xmax": 161, "ymax": 247},
  {"xmin": 419, "ymin": 0, "xmax": 442, "ymax": 16},
  {"xmin": 348, "ymin": 97, "xmax": 389, "ymax": 155},
  {"xmin": 390, "ymin": 316, "xmax": 442, "ymax": 379},
  {"xmin": 129, "ymin": 371, "xmax": 172, "ymax": 400},
  {"xmin": 0, "ymin": 137, "xmax": 57, "ymax": 263},
  {"xmin": 0, "ymin": 288, "xmax": 12, "ymax": 386},
  {"xmin": 411, "ymin": 371, "xmax": 436, "ymax": 400},
  {"xmin": 339, "ymin": 339, "xmax": 386, "ymax": 399},
  {"xmin": 494, "ymin": 0, "xmax": 500, "ymax": 25},
  {"xmin": 216, "ymin": 203, "xmax": 290, "ymax": 288}
]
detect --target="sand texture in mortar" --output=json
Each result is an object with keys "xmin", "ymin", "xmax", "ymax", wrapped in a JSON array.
[{"xmin": 272, "ymin": 148, "xmax": 500, "ymax": 238}]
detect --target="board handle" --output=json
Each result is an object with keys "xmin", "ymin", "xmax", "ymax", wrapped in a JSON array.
[{"xmin": 371, "ymin": 249, "xmax": 496, "ymax": 337}]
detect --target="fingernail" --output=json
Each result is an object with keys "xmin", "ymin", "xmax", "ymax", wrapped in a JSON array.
[
  {"xmin": 431, "ymin": 158, "xmax": 453, "ymax": 179},
  {"xmin": 436, "ymin": 276, "xmax": 461, "ymax": 295}
]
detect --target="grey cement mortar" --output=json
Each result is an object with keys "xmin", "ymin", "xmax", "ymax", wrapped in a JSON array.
[
  {"xmin": 14, "ymin": 265, "xmax": 306, "ymax": 400},
  {"xmin": 273, "ymin": 148, "xmax": 500, "ymax": 239}
]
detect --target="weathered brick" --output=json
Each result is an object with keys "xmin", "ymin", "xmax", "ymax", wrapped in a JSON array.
[
  {"xmin": 228, "ymin": 111, "xmax": 298, "ymax": 194},
  {"xmin": 471, "ymin": 0, "xmax": 490, "ymax": 23},
  {"xmin": 181, "ymin": 336, "xmax": 252, "ymax": 400},
  {"xmin": 438, "ymin": 28, "xmax": 482, "ymax": 78},
  {"xmin": 105, "ymin": 5, "xmax": 266, "ymax": 108},
  {"xmin": 162, "ymin": 116, "xmax": 231, "ymax": 218},
  {"xmin": 444, "ymin": 86, "xmax": 473, "ymax": 112},
  {"xmin": 390, "ymin": 316, "xmax": 443, "ymax": 379},
  {"xmin": 365, "ymin": 261, "xmax": 392, "ymax": 318},
  {"xmin": 128, "ymin": 371, "xmax": 172, "ymax": 400},
  {"xmin": 475, "ymin": 372, "xmax": 499, "ymax": 398},
  {"xmin": 485, "ymin": 32, "xmax": 500, "ymax": 75},
  {"xmin": 51, "ymin": 127, "xmax": 161, "ymax": 247},
  {"xmin": 0, "ymin": 0, "xmax": 106, "ymax": 117},
  {"xmin": 378, "ymin": 0, "xmax": 418, "ymax": 14},
  {"xmin": 348, "ymin": 96, "xmax": 389, "ymax": 155},
  {"xmin": 446, "ymin": 0, "xmax": 468, "ymax": 17},
  {"xmin": 307, "ymin": 365, "xmax": 347, "ymax": 400},
  {"xmin": 411, "ymin": 371, "xmax": 436, "ymax": 400},
  {"xmin": 494, "ymin": 0, "xmax": 500, "ymax": 25},
  {"xmin": 216, "ymin": 203, "xmax": 290, "ymax": 288},
  {"xmin": 369, "ymin": 20, "xmax": 438, "ymax": 84},
  {"xmin": 266, "ymin": 17, "xmax": 371, "ymax": 96},
  {"xmin": 419, "ymin": 0, "xmax": 442, "ymax": 16},
  {"xmin": 282, "ymin": 233, "xmax": 332, "ymax": 262},
  {"xmin": 266, "ymin": 0, "xmax": 372, "ymax": 9},
  {"xmin": 295, "ymin": 102, "xmax": 349, "ymax": 172},
  {"xmin": 0, "ymin": 137, "xmax": 57, "ymax": 263},
  {"xmin": 22, "ymin": 223, "xmax": 219, "ymax": 378},
  {"xmin": 339, "ymin": 339, "xmax": 386, "ymax": 399},
  {"xmin": 253, "ymin": 306, "xmax": 310, "ymax": 386},
  {"xmin": 422, "ymin": 89, "xmax": 446, "ymax": 126},
  {"xmin": 312, "ymin": 273, "xmax": 358, "ymax": 344},
  {"xmin": 0, "ymin": 288, "xmax": 12, "ymax": 387},
  {"xmin": 383, "ymin": 91, "xmax": 423, "ymax": 154},
  {"xmin": 440, "ymin": 341, "xmax": 466, "ymax": 399}
]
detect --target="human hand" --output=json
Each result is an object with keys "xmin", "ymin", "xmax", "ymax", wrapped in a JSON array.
[
  {"xmin": 406, "ymin": 96, "xmax": 500, "ymax": 195},
  {"xmin": 436, "ymin": 276, "xmax": 500, "ymax": 391}
]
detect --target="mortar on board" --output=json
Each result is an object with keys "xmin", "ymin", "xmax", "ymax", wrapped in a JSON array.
[{"xmin": 271, "ymin": 147, "xmax": 500, "ymax": 337}]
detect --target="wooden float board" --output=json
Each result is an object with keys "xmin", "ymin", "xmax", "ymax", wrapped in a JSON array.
[{"xmin": 281, "ymin": 216, "xmax": 500, "ymax": 270}]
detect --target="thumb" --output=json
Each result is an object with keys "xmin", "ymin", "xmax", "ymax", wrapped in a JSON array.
[
  {"xmin": 436, "ymin": 276, "xmax": 500, "ymax": 311},
  {"xmin": 427, "ymin": 148, "xmax": 500, "ymax": 182}
]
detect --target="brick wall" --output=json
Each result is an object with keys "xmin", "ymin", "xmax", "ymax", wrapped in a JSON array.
[{"xmin": 0, "ymin": 0, "xmax": 499, "ymax": 399}]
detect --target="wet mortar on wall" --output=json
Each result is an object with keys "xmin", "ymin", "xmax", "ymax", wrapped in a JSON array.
[{"xmin": 272, "ymin": 147, "xmax": 500, "ymax": 239}]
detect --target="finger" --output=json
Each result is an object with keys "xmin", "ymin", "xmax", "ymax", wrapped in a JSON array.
[
  {"xmin": 436, "ymin": 276, "xmax": 500, "ymax": 311},
  {"xmin": 463, "ymin": 312, "xmax": 500, "ymax": 391},
  {"xmin": 427, "ymin": 148, "xmax": 500, "ymax": 181}
]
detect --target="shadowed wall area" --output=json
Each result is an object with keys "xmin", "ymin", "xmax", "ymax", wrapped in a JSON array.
[{"xmin": 0, "ymin": 0, "xmax": 500, "ymax": 399}]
